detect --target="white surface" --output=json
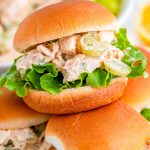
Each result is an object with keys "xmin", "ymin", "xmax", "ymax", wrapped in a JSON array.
[
  {"xmin": 0, "ymin": 62, "xmax": 12, "ymax": 74},
  {"xmin": 118, "ymin": 0, "xmax": 136, "ymax": 27}
]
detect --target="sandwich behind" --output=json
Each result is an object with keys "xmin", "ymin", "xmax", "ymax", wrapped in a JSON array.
[
  {"xmin": 45, "ymin": 101, "xmax": 150, "ymax": 150},
  {"xmin": 0, "ymin": 87, "xmax": 50, "ymax": 129},
  {"xmin": 0, "ymin": 88, "xmax": 50, "ymax": 149}
]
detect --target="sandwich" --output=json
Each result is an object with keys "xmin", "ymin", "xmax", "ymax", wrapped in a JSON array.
[
  {"xmin": 0, "ymin": 0, "xmax": 147, "ymax": 114},
  {"xmin": 122, "ymin": 48, "xmax": 150, "ymax": 112},
  {"xmin": 45, "ymin": 101, "xmax": 150, "ymax": 150},
  {"xmin": 0, "ymin": 87, "xmax": 50, "ymax": 149}
]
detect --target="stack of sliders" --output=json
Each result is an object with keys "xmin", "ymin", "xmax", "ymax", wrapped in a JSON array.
[
  {"xmin": 1, "ymin": 88, "xmax": 150, "ymax": 149},
  {"xmin": 0, "ymin": 0, "xmax": 150, "ymax": 149}
]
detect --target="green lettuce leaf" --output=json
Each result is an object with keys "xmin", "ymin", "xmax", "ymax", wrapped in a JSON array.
[
  {"xmin": 32, "ymin": 63, "xmax": 58, "ymax": 76},
  {"xmin": 24, "ymin": 63, "xmax": 61, "ymax": 95},
  {"xmin": 113, "ymin": 28, "xmax": 147, "ymax": 78},
  {"xmin": 0, "ymin": 64, "xmax": 28, "ymax": 97},
  {"xmin": 86, "ymin": 69, "xmax": 112, "ymax": 87},
  {"xmin": 27, "ymin": 69, "xmax": 41, "ymax": 89},
  {"xmin": 64, "ymin": 73, "xmax": 87, "ymax": 89},
  {"xmin": 63, "ymin": 69, "xmax": 112, "ymax": 89},
  {"xmin": 40, "ymin": 73, "xmax": 63, "ymax": 94},
  {"xmin": 0, "ymin": 62, "xmax": 113, "ymax": 97},
  {"xmin": 141, "ymin": 108, "xmax": 150, "ymax": 121},
  {"xmin": 113, "ymin": 28, "xmax": 130, "ymax": 49}
]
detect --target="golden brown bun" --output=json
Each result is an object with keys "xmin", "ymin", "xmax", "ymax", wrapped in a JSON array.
[
  {"xmin": 23, "ymin": 77, "xmax": 127, "ymax": 115},
  {"xmin": 45, "ymin": 101, "xmax": 150, "ymax": 150},
  {"xmin": 14, "ymin": 0, "xmax": 117, "ymax": 52},
  {"xmin": 0, "ymin": 88, "xmax": 50, "ymax": 130},
  {"xmin": 122, "ymin": 47, "xmax": 150, "ymax": 112}
]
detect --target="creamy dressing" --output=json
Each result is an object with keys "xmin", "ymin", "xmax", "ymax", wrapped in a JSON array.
[
  {"xmin": 16, "ymin": 31, "xmax": 124, "ymax": 82},
  {"xmin": 16, "ymin": 46, "xmax": 52, "ymax": 76},
  {"xmin": 63, "ymin": 54, "xmax": 102, "ymax": 82},
  {"xmin": 63, "ymin": 47, "xmax": 123, "ymax": 82},
  {"xmin": 99, "ymin": 31, "xmax": 116, "ymax": 43}
]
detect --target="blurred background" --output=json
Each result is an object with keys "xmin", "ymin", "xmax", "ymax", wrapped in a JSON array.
[{"xmin": 0, "ymin": 0, "xmax": 150, "ymax": 74}]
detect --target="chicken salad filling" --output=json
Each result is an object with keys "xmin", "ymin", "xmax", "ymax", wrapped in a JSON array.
[
  {"xmin": 0, "ymin": 28, "xmax": 147, "ymax": 97},
  {"xmin": 0, "ymin": 123, "xmax": 51, "ymax": 150}
]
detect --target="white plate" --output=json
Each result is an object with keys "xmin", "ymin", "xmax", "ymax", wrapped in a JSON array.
[
  {"xmin": 0, "ymin": 62, "xmax": 12, "ymax": 75},
  {"xmin": 118, "ymin": 0, "xmax": 136, "ymax": 26}
]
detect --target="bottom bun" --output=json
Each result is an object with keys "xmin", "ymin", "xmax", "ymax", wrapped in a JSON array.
[
  {"xmin": 45, "ymin": 101, "xmax": 150, "ymax": 150},
  {"xmin": 0, "ymin": 88, "xmax": 50, "ymax": 130},
  {"xmin": 24, "ymin": 77, "xmax": 127, "ymax": 114}
]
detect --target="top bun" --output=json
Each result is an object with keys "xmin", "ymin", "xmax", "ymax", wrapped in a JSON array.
[
  {"xmin": 14, "ymin": 0, "xmax": 117, "ymax": 52},
  {"xmin": 0, "ymin": 88, "xmax": 50, "ymax": 130}
]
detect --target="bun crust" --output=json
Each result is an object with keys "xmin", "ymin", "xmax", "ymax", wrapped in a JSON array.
[
  {"xmin": 23, "ymin": 77, "xmax": 127, "ymax": 114},
  {"xmin": 122, "ymin": 47, "xmax": 150, "ymax": 112},
  {"xmin": 0, "ymin": 88, "xmax": 50, "ymax": 130},
  {"xmin": 14, "ymin": 0, "xmax": 117, "ymax": 52},
  {"xmin": 45, "ymin": 101, "xmax": 150, "ymax": 150}
]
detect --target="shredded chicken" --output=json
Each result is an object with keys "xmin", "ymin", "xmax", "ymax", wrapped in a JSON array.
[
  {"xmin": 16, "ymin": 44, "xmax": 58, "ymax": 76},
  {"xmin": 63, "ymin": 54, "xmax": 85, "ymax": 82},
  {"xmin": 62, "ymin": 46, "xmax": 123, "ymax": 82},
  {"xmin": 103, "ymin": 45, "xmax": 124, "ymax": 60},
  {"xmin": 39, "ymin": 140, "xmax": 52, "ymax": 150},
  {"xmin": 16, "ymin": 49, "xmax": 47, "ymax": 76},
  {"xmin": 0, "ymin": 124, "xmax": 50, "ymax": 150},
  {"xmin": 0, "ymin": 128, "xmax": 38, "ymax": 150},
  {"xmin": 16, "ymin": 31, "xmax": 124, "ymax": 82},
  {"xmin": 59, "ymin": 35, "xmax": 77, "ymax": 56},
  {"xmin": 99, "ymin": 31, "xmax": 116, "ymax": 43},
  {"xmin": 63, "ymin": 54, "xmax": 102, "ymax": 82}
]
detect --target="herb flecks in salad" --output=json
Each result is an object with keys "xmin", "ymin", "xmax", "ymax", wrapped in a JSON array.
[{"xmin": 0, "ymin": 28, "xmax": 147, "ymax": 97}]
